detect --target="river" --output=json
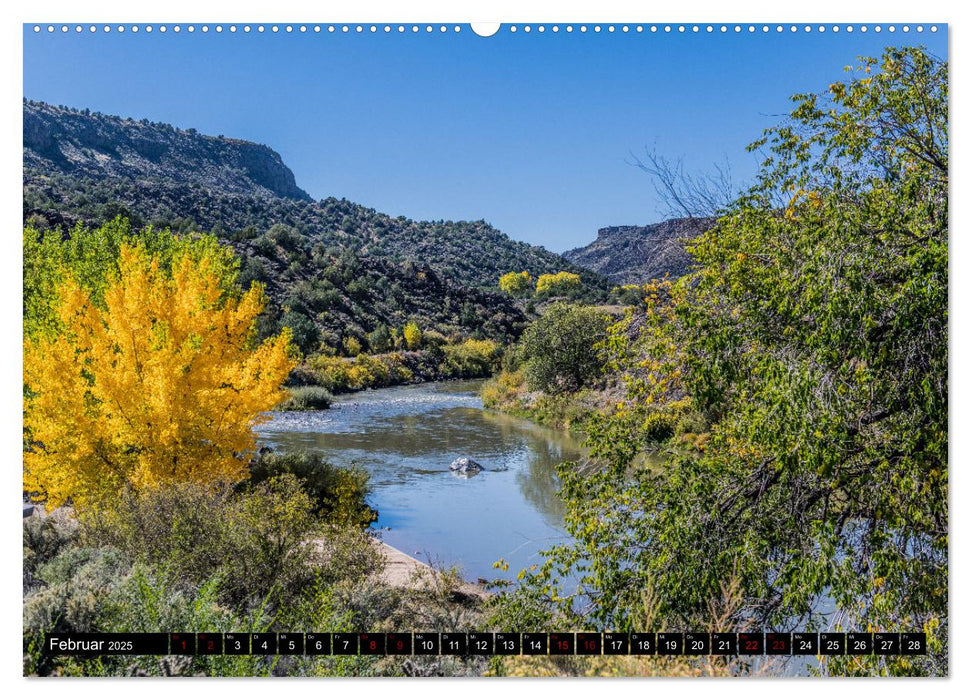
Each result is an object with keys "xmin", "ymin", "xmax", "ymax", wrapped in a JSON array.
[{"xmin": 257, "ymin": 379, "xmax": 582, "ymax": 583}]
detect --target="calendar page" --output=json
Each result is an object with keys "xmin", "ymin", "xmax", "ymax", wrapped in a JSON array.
[{"xmin": 20, "ymin": 11, "xmax": 948, "ymax": 681}]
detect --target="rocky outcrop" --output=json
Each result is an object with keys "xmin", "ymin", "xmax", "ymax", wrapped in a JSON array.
[
  {"xmin": 23, "ymin": 100, "xmax": 311, "ymax": 200},
  {"xmin": 563, "ymin": 217, "xmax": 715, "ymax": 285}
]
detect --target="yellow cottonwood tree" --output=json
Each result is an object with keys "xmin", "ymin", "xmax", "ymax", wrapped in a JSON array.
[
  {"xmin": 23, "ymin": 243, "xmax": 296, "ymax": 509},
  {"xmin": 535, "ymin": 271, "xmax": 581, "ymax": 297}
]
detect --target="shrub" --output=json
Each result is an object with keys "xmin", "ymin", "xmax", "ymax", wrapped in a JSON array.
[
  {"xmin": 276, "ymin": 385, "xmax": 334, "ymax": 411},
  {"xmin": 403, "ymin": 321, "xmax": 422, "ymax": 350},
  {"xmin": 22, "ymin": 479, "xmax": 388, "ymax": 677},
  {"xmin": 367, "ymin": 324, "xmax": 392, "ymax": 353},
  {"xmin": 343, "ymin": 336, "xmax": 363, "ymax": 357},
  {"xmin": 308, "ymin": 355, "xmax": 353, "ymax": 392},
  {"xmin": 23, "ymin": 545, "xmax": 130, "ymax": 635},
  {"xmin": 535, "ymin": 271, "xmax": 581, "ymax": 298},
  {"xmin": 23, "ymin": 509, "xmax": 79, "ymax": 583},
  {"xmin": 480, "ymin": 370, "xmax": 525, "ymax": 408},
  {"xmin": 308, "ymin": 353, "xmax": 405, "ymax": 392},
  {"xmin": 81, "ymin": 476, "xmax": 330, "ymax": 609},
  {"xmin": 252, "ymin": 234, "xmax": 277, "ymax": 258},
  {"xmin": 440, "ymin": 339, "xmax": 501, "ymax": 378},
  {"xmin": 247, "ymin": 451, "xmax": 376, "ymax": 528},
  {"xmin": 266, "ymin": 223, "xmax": 303, "ymax": 250},
  {"xmin": 280, "ymin": 309, "xmax": 320, "ymax": 355},
  {"xmin": 499, "ymin": 271, "xmax": 533, "ymax": 297},
  {"xmin": 610, "ymin": 284, "xmax": 646, "ymax": 306},
  {"xmin": 422, "ymin": 330, "xmax": 448, "ymax": 351},
  {"xmin": 350, "ymin": 354, "xmax": 393, "ymax": 388},
  {"xmin": 519, "ymin": 303, "xmax": 609, "ymax": 394}
]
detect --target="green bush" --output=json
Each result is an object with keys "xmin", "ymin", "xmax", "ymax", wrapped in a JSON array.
[
  {"xmin": 280, "ymin": 310, "xmax": 320, "ymax": 355},
  {"xmin": 251, "ymin": 234, "xmax": 277, "ymax": 258},
  {"xmin": 81, "ymin": 476, "xmax": 330, "ymax": 609},
  {"xmin": 276, "ymin": 385, "xmax": 334, "ymax": 411},
  {"xmin": 422, "ymin": 330, "xmax": 447, "ymax": 351},
  {"xmin": 22, "ymin": 505, "xmax": 380, "ymax": 677},
  {"xmin": 23, "ymin": 509, "xmax": 79, "ymax": 578},
  {"xmin": 367, "ymin": 324, "xmax": 392, "ymax": 353},
  {"xmin": 440, "ymin": 339, "xmax": 501, "ymax": 378},
  {"xmin": 519, "ymin": 303, "xmax": 609, "ymax": 394},
  {"xmin": 24, "ymin": 546, "xmax": 130, "ymax": 635},
  {"xmin": 247, "ymin": 451, "xmax": 377, "ymax": 527},
  {"xmin": 22, "ymin": 477, "xmax": 485, "ymax": 677},
  {"xmin": 266, "ymin": 223, "xmax": 304, "ymax": 250}
]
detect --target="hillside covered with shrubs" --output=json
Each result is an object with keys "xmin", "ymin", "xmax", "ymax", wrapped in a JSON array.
[{"xmin": 23, "ymin": 101, "xmax": 609, "ymax": 358}]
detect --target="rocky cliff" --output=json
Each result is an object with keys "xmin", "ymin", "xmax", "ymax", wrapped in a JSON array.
[
  {"xmin": 24, "ymin": 100, "xmax": 311, "ymax": 200},
  {"xmin": 563, "ymin": 217, "xmax": 715, "ymax": 285}
]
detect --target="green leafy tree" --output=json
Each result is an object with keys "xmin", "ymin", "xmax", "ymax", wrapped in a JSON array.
[
  {"xmin": 496, "ymin": 47, "xmax": 947, "ymax": 676},
  {"xmin": 367, "ymin": 324, "xmax": 392, "ymax": 353},
  {"xmin": 24, "ymin": 217, "xmax": 239, "ymax": 339},
  {"xmin": 280, "ymin": 309, "xmax": 320, "ymax": 355},
  {"xmin": 518, "ymin": 303, "xmax": 610, "ymax": 394}
]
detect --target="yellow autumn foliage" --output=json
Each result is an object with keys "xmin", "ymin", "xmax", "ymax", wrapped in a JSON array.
[
  {"xmin": 498, "ymin": 270, "xmax": 533, "ymax": 296},
  {"xmin": 402, "ymin": 321, "xmax": 422, "ymax": 350},
  {"xmin": 23, "ymin": 243, "xmax": 296, "ymax": 509},
  {"xmin": 535, "ymin": 271, "xmax": 581, "ymax": 296}
]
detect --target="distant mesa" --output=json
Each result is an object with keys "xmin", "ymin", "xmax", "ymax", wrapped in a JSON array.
[
  {"xmin": 563, "ymin": 217, "xmax": 715, "ymax": 285},
  {"xmin": 23, "ymin": 99, "xmax": 311, "ymax": 201}
]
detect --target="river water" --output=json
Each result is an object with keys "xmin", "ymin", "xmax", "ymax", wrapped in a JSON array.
[{"xmin": 257, "ymin": 379, "xmax": 582, "ymax": 583}]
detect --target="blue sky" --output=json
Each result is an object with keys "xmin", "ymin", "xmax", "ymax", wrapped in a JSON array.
[{"xmin": 23, "ymin": 24, "xmax": 947, "ymax": 252}]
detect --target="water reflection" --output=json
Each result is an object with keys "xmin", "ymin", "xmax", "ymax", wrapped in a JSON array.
[
  {"xmin": 478, "ymin": 409, "xmax": 582, "ymax": 524},
  {"xmin": 257, "ymin": 380, "xmax": 582, "ymax": 580}
]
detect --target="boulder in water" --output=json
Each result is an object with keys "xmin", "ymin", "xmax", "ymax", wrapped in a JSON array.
[{"xmin": 449, "ymin": 457, "xmax": 484, "ymax": 475}]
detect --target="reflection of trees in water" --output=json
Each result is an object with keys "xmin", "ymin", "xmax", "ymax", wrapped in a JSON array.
[
  {"xmin": 479, "ymin": 410, "xmax": 584, "ymax": 527},
  {"xmin": 269, "ymin": 407, "xmax": 507, "ymax": 462},
  {"xmin": 516, "ymin": 440, "xmax": 569, "ymax": 524}
]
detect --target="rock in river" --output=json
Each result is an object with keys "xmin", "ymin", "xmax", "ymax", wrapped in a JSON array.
[{"xmin": 449, "ymin": 457, "xmax": 484, "ymax": 475}]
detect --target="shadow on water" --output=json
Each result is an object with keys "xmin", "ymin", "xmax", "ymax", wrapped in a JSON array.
[{"xmin": 478, "ymin": 409, "xmax": 586, "ymax": 524}]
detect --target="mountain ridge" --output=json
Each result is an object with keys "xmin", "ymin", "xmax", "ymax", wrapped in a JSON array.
[
  {"xmin": 24, "ymin": 100, "xmax": 311, "ymax": 201},
  {"xmin": 563, "ymin": 217, "xmax": 715, "ymax": 285}
]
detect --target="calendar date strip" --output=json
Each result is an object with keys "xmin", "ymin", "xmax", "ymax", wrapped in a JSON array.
[{"xmin": 42, "ymin": 631, "xmax": 927, "ymax": 657}]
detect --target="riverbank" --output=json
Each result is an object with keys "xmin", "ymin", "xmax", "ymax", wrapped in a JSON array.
[
  {"xmin": 259, "ymin": 380, "xmax": 581, "ymax": 582},
  {"xmin": 374, "ymin": 540, "xmax": 488, "ymax": 601},
  {"xmin": 26, "ymin": 501, "xmax": 487, "ymax": 606},
  {"xmin": 480, "ymin": 369, "xmax": 613, "ymax": 435}
]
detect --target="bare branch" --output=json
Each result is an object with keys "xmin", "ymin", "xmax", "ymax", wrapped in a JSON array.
[{"xmin": 627, "ymin": 146, "xmax": 738, "ymax": 219}]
